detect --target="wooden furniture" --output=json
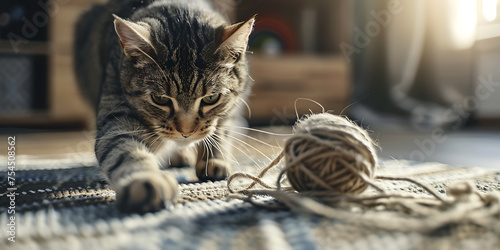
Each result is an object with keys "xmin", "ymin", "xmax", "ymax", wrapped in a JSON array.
[
  {"xmin": 235, "ymin": 0, "xmax": 351, "ymax": 125},
  {"xmin": 0, "ymin": 0, "xmax": 105, "ymax": 129},
  {"xmin": 247, "ymin": 55, "xmax": 349, "ymax": 123}
]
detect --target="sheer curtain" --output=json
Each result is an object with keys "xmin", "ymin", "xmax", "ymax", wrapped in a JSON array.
[{"xmin": 349, "ymin": 0, "xmax": 476, "ymax": 130}]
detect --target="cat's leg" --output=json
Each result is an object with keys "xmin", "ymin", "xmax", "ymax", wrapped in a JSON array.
[
  {"xmin": 169, "ymin": 147, "xmax": 197, "ymax": 168},
  {"xmin": 95, "ymin": 109, "xmax": 178, "ymax": 213},
  {"xmin": 195, "ymin": 129, "xmax": 234, "ymax": 181}
]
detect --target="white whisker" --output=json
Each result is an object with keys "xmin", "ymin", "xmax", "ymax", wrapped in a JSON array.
[
  {"xmin": 224, "ymin": 129, "xmax": 281, "ymax": 149},
  {"xmin": 207, "ymin": 135, "xmax": 239, "ymax": 165},
  {"xmin": 213, "ymin": 133, "xmax": 261, "ymax": 167},
  {"xmin": 202, "ymin": 138, "xmax": 210, "ymax": 176},
  {"xmin": 221, "ymin": 126, "xmax": 293, "ymax": 137},
  {"xmin": 141, "ymin": 131, "xmax": 158, "ymax": 144},
  {"xmin": 240, "ymin": 99, "xmax": 252, "ymax": 119},
  {"xmin": 224, "ymin": 133, "xmax": 272, "ymax": 162}
]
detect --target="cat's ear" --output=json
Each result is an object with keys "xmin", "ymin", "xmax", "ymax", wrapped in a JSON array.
[
  {"xmin": 217, "ymin": 15, "xmax": 256, "ymax": 65},
  {"xmin": 113, "ymin": 14, "xmax": 156, "ymax": 57}
]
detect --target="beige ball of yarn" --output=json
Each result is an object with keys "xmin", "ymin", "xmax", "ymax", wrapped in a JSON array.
[{"xmin": 284, "ymin": 113, "xmax": 378, "ymax": 194}]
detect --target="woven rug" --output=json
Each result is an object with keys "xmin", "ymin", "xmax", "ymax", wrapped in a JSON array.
[{"xmin": 1, "ymin": 153, "xmax": 500, "ymax": 250}]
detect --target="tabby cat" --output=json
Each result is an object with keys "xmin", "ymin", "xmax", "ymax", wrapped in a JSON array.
[{"xmin": 75, "ymin": 0, "xmax": 255, "ymax": 213}]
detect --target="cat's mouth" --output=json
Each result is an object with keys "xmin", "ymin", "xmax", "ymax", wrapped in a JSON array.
[
  {"xmin": 157, "ymin": 130, "xmax": 204, "ymax": 143},
  {"xmin": 156, "ymin": 123, "xmax": 217, "ymax": 145}
]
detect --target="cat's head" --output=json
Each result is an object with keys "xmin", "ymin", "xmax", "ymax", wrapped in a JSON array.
[{"xmin": 113, "ymin": 11, "xmax": 255, "ymax": 144}]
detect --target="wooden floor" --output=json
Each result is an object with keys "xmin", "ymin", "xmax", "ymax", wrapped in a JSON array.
[
  {"xmin": 2, "ymin": 130, "xmax": 95, "ymax": 156},
  {"xmin": 0, "ymin": 127, "xmax": 289, "ymax": 159},
  {"xmin": 375, "ymin": 127, "xmax": 500, "ymax": 170},
  {"xmin": 1, "ymin": 126, "xmax": 499, "ymax": 171}
]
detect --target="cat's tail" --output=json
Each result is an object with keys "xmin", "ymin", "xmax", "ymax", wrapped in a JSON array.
[{"xmin": 74, "ymin": 3, "xmax": 112, "ymax": 111}]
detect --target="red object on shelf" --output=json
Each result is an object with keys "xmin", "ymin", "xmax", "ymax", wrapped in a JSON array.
[{"xmin": 250, "ymin": 15, "xmax": 298, "ymax": 53}]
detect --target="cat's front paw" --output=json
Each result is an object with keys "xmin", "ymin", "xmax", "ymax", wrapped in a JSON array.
[
  {"xmin": 115, "ymin": 171, "xmax": 178, "ymax": 213},
  {"xmin": 196, "ymin": 158, "xmax": 232, "ymax": 181}
]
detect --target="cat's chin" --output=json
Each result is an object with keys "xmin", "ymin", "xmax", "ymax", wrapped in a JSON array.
[
  {"xmin": 174, "ymin": 138, "xmax": 201, "ymax": 147},
  {"xmin": 153, "ymin": 137, "xmax": 200, "ymax": 158}
]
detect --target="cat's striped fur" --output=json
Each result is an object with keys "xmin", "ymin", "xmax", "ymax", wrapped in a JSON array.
[{"xmin": 75, "ymin": 0, "xmax": 254, "ymax": 213}]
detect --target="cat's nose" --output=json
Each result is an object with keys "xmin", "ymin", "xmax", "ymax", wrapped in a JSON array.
[
  {"xmin": 179, "ymin": 131, "xmax": 192, "ymax": 138},
  {"xmin": 175, "ymin": 114, "xmax": 196, "ymax": 138}
]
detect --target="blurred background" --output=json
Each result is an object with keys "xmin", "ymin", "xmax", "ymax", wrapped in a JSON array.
[{"xmin": 0, "ymin": 0, "xmax": 499, "ymax": 169}]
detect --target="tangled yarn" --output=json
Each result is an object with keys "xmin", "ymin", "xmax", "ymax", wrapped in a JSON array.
[
  {"xmin": 285, "ymin": 113, "xmax": 377, "ymax": 194},
  {"xmin": 228, "ymin": 112, "xmax": 379, "ymax": 195},
  {"xmin": 227, "ymin": 112, "xmax": 500, "ymax": 232}
]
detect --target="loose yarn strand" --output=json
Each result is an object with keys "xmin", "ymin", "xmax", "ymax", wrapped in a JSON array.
[
  {"xmin": 227, "ymin": 112, "xmax": 500, "ymax": 232},
  {"xmin": 227, "ymin": 151, "xmax": 284, "ymax": 193}
]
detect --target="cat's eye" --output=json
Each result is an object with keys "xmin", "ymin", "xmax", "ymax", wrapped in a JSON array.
[
  {"xmin": 202, "ymin": 94, "xmax": 221, "ymax": 105},
  {"xmin": 151, "ymin": 95, "xmax": 171, "ymax": 105}
]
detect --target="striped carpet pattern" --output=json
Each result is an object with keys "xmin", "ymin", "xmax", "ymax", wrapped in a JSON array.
[{"xmin": 1, "ymin": 154, "xmax": 500, "ymax": 249}]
